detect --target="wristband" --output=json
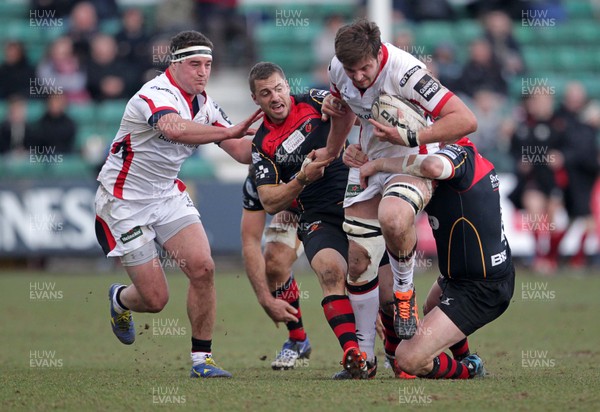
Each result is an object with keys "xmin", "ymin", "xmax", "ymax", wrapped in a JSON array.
[{"xmin": 296, "ymin": 172, "xmax": 310, "ymax": 186}]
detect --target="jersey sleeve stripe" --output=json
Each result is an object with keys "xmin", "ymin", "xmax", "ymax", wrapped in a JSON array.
[
  {"xmin": 113, "ymin": 134, "xmax": 134, "ymax": 199},
  {"xmin": 148, "ymin": 109, "xmax": 179, "ymax": 126},
  {"xmin": 139, "ymin": 94, "xmax": 177, "ymax": 115},
  {"xmin": 430, "ymin": 91, "xmax": 454, "ymax": 118}
]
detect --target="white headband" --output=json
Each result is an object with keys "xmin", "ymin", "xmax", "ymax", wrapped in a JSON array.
[{"xmin": 171, "ymin": 45, "xmax": 212, "ymax": 62}]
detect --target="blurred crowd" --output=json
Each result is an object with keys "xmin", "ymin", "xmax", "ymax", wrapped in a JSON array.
[{"xmin": 0, "ymin": 0, "xmax": 598, "ymax": 270}]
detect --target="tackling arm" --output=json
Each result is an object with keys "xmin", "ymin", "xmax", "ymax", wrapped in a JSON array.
[
  {"xmin": 257, "ymin": 153, "xmax": 333, "ymax": 214},
  {"xmin": 360, "ymin": 153, "xmax": 453, "ymax": 188},
  {"xmin": 241, "ymin": 209, "xmax": 272, "ymax": 305},
  {"xmin": 241, "ymin": 209, "xmax": 299, "ymax": 324},
  {"xmin": 381, "ymin": 154, "xmax": 452, "ymax": 179},
  {"xmin": 257, "ymin": 181, "xmax": 305, "ymax": 215}
]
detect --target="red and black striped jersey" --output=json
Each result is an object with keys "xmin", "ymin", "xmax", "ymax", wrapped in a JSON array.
[{"xmin": 251, "ymin": 89, "xmax": 348, "ymax": 214}]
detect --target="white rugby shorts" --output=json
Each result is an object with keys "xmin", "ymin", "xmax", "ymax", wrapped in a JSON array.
[
  {"xmin": 94, "ymin": 185, "xmax": 200, "ymax": 257},
  {"xmin": 343, "ymin": 167, "xmax": 407, "ymax": 208}
]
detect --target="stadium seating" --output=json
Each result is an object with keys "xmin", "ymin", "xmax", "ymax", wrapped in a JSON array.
[{"xmin": 1, "ymin": 0, "xmax": 599, "ymax": 183}]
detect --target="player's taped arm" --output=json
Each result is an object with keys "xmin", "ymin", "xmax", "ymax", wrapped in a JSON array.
[
  {"xmin": 396, "ymin": 120, "xmax": 420, "ymax": 148},
  {"xmin": 379, "ymin": 153, "xmax": 453, "ymax": 180}
]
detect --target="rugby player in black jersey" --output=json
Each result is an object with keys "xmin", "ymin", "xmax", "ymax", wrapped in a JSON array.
[
  {"xmin": 248, "ymin": 62, "xmax": 371, "ymax": 379},
  {"xmin": 355, "ymin": 137, "xmax": 515, "ymax": 379}
]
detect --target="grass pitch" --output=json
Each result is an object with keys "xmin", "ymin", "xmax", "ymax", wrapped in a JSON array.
[{"xmin": 1, "ymin": 266, "xmax": 599, "ymax": 411}]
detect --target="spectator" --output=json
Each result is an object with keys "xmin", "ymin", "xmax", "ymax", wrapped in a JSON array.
[
  {"xmin": 550, "ymin": 84, "xmax": 599, "ymax": 268},
  {"xmin": 392, "ymin": 28, "xmax": 415, "ymax": 54},
  {"xmin": 115, "ymin": 8, "xmax": 151, "ymax": 84},
  {"xmin": 432, "ymin": 43, "xmax": 462, "ymax": 91},
  {"xmin": 66, "ymin": 1, "xmax": 99, "ymax": 62},
  {"xmin": 456, "ymin": 38, "xmax": 508, "ymax": 98},
  {"xmin": 30, "ymin": 0, "xmax": 72, "ymax": 18},
  {"xmin": 155, "ymin": 0, "xmax": 196, "ymax": 34},
  {"xmin": 468, "ymin": 89, "xmax": 513, "ymax": 172},
  {"xmin": 37, "ymin": 36, "xmax": 89, "ymax": 103},
  {"xmin": 408, "ymin": 0, "xmax": 456, "ymax": 21},
  {"xmin": 30, "ymin": 93, "xmax": 76, "ymax": 154},
  {"xmin": 508, "ymin": 93, "xmax": 563, "ymax": 274},
  {"xmin": 482, "ymin": 10, "xmax": 525, "ymax": 77},
  {"xmin": 314, "ymin": 14, "xmax": 346, "ymax": 67},
  {"xmin": 312, "ymin": 14, "xmax": 346, "ymax": 89},
  {"xmin": 85, "ymin": 0, "xmax": 119, "ymax": 22},
  {"xmin": 141, "ymin": 36, "xmax": 171, "ymax": 83},
  {"xmin": 195, "ymin": 0, "xmax": 253, "ymax": 69},
  {"xmin": 86, "ymin": 34, "xmax": 135, "ymax": 101},
  {"xmin": 0, "ymin": 95, "xmax": 36, "ymax": 155},
  {"xmin": 0, "ymin": 41, "xmax": 36, "ymax": 99},
  {"xmin": 554, "ymin": 81, "xmax": 588, "ymax": 128}
]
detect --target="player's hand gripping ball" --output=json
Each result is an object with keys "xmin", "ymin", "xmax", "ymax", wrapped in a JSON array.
[{"xmin": 371, "ymin": 94, "xmax": 427, "ymax": 147}]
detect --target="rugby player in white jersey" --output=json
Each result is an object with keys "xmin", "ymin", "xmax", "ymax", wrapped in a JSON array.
[
  {"xmin": 95, "ymin": 30, "xmax": 261, "ymax": 378},
  {"xmin": 316, "ymin": 19, "xmax": 477, "ymax": 375}
]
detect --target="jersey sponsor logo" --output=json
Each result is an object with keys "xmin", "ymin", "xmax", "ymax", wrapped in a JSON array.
[
  {"xmin": 251, "ymin": 152, "xmax": 261, "ymax": 164},
  {"xmin": 309, "ymin": 88, "xmax": 328, "ymax": 101},
  {"xmin": 305, "ymin": 220, "xmax": 322, "ymax": 235},
  {"xmin": 120, "ymin": 226, "xmax": 143, "ymax": 244},
  {"xmin": 150, "ymin": 86, "xmax": 178, "ymax": 100},
  {"xmin": 216, "ymin": 104, "xmax": 232, "ymax": 125},
  {"xmin": 489, "ymin": 173, "xmax": 500, "ymax": 189},
  {"xmin": 428, "ymin": 215, "xmax": 440, "ymax": 230},
  {"xmin": 413, "ymin": 74, "xmax": 440, "ymax": 101},
  {"xmin": 345, "ymin": 183, "xmax": 364, "ymax": 198},
  {"xmin": 282, "ymin": 129, "xmax": 305, "ymax": 153},
  {"xmin": 399, "ymin": 65, "xmax": 420, "ymax": 87},
  {"xmin": 256, "ymin": 164, "xmax": 268, "ymax": 180},
  {"xmin": 158, "ymin": 134, "xmax": 199, "ymax": 149},
  {"xmin": 440, "ymin": 296, "xmax": 454, "ymax": 306},
  {"xmin": 438, "ymin": 145, "xmax": 461, "ymax": 160},
  {"xmin": 491, "ymin": 249, "xmax": 508, "ymax": 266}
]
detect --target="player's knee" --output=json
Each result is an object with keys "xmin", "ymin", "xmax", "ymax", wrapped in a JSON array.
[
  {"xmin": 318, "ymin": 264, "xmax": 345, "ymax": 291},
  {"xmin": 344, "ymin": 219, "xmax": 385, "ymax": 284},
  {"xmin": 395, "ymin": 349, "xmax": 427, "ymax": 376},
  {"xmin": 186, "ymin": 257, "xmax": 215, "ymax": 284},
  {"xmin": 145, "ymin": 290, "xmax": 169, "ymax": 313},
  {"xmin": 347, "ymin": 250, "xmax": 370, "ymax": 283},
  {"xmin": 264, "ymin": 250, "xmax": 290, "ymax": 277},
  {"xmin": 379, "ymin": 208, "xmax": 412, "ymax": 237}
]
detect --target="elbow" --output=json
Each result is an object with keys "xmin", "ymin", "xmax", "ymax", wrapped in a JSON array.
[
  {"xmin": 421, "ymin": 156, "xmax": 443, "ymax": 179},
  {"xmin": 263, "ymin": 204, "xmax": 279, "ymax": 215},
  {"xmin": 464, "ymin": 111, "xmax": 478, "ymax": 135},
  {"xmin": 161, "ymin": 126, "xmax": 184, "ymax": 141}
]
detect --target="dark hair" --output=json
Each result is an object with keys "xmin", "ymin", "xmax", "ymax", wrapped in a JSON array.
[
  {"xmin": 248, "ymin": 62, "xmax": 286, "ymax": 93},
  {"xmin": 169, "ymin": 31, "xmax": 213, "ymax": 56},
  {"xmin": 334, "ymin": 19, "xmax": 382, "ymax": 66}
]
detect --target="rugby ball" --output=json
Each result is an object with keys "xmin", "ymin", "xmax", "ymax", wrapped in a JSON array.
[{"xmin": 371, "ymin": 94, "xmax": 427, "ymax": 132}]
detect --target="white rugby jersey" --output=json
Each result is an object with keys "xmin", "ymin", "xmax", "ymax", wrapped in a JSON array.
[
  {"xmin": 97, "ymin": 69, "xmax": 232, "ymax": 200},
  {"xmin": 329, "ymin": 43, "xmax": 453, "ymax": 160}
]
